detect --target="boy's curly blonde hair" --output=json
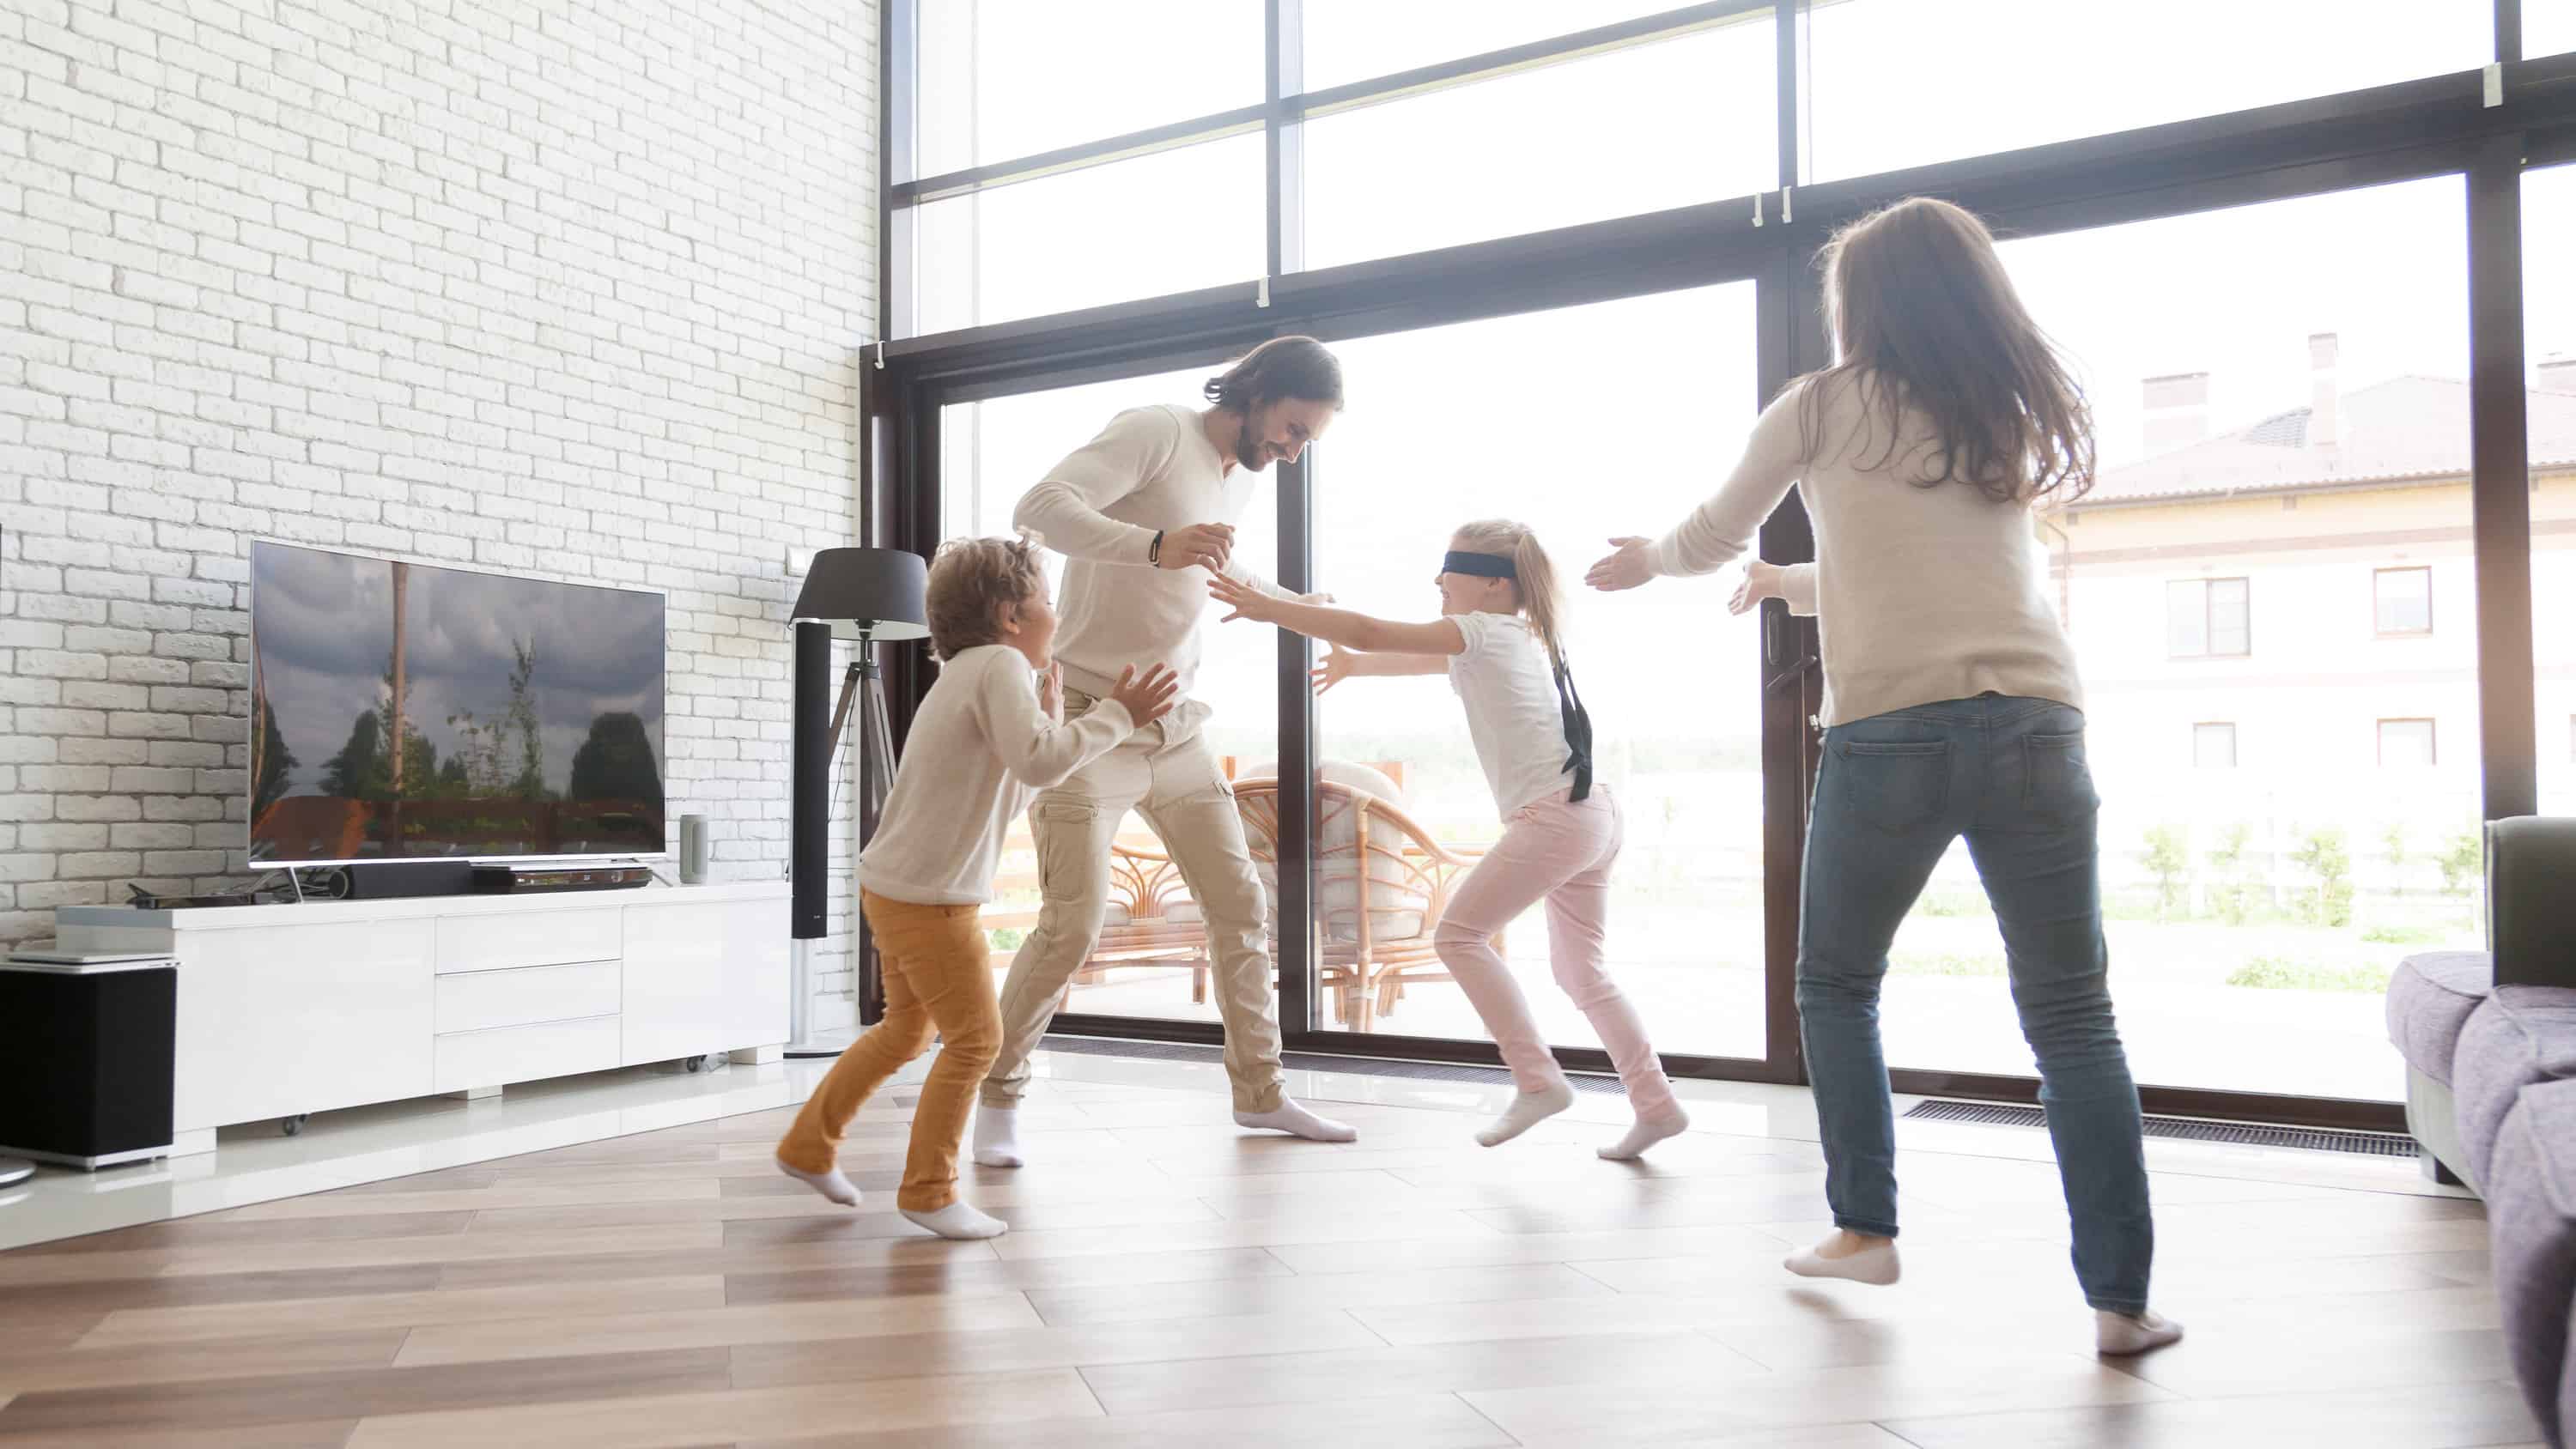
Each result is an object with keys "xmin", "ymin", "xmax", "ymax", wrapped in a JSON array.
[{"xmin": 925, "ymin": 536, "xmax": 1046, "ymax": 661}]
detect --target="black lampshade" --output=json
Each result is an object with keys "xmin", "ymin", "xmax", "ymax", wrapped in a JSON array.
[{"xmin": 791, "ymin": 548, "xmax": 929, "ymax": 641}]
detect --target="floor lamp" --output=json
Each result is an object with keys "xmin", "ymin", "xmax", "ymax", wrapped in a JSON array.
[{"xmin": 788, "ymin": 547, "xmax": 929, "ymax": 1058}]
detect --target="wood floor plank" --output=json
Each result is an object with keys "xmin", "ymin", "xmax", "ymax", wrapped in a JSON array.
[
  {"xmin": 0, "ymin": 1416, "xmax": 358, "ymax": 1447},
  {"xmin": 0, "ymin": 1330, "xmax": 409, "ymax": 1396},
  {"xmin": 78, "ymin": 1275, "xmax": 726, "ymax": 1348},
  {"xmin": 1075, "ymin": 1329, "xmax": 1742, "ymax": 1415},
  {"xmin": 1024, "ymin": 1261, "xmax": 1614, "ymax": 1326},
  {"xmin": 1464, "ymin": 1354, "xmax": 2178, "ymax": 1445},
  {"xmin": 736, "ymin": 1389, "xmax": 1517, "ymax": 1448},
  {"xmin": 392, "ymin": 1290, "xmax": 1046, "ymax": 1367},
  {"xmin": 218, "ymin": 1177, "xmax": 719, "ymax": 1221},
  {"xmin": 726, "ymin": 1308, "xmax": 1384, "ymax": 1389},
  {"xmin": 0, "ymin": 1211, "xmax": 476, "ymax": 1264},
  {"xmin": 463, "ymin": 1191, "xmax": 1223, "ymax": 1236},
  {"xmin": 1877, "ymin": 1375, "xmax": 2540, "ymax": 1449},
  {"xmin": 342, "ymin": 1367, "xmax": 1102, "ymax": 1447},
  {"xmin": 721, "ymin": 1247, "xmax": 1291, "ymax": 1307},
  {"xmin": 0, "ymin": 1347, "xmax": 732, "ymax": 1435},
  {"xmin": 0, "ymin": 1264, "xmax": 444, "ymax": 1319},
  {"xmin": 989, "ymin": 1210, "xmax": 1506, "ymax": 1261}
]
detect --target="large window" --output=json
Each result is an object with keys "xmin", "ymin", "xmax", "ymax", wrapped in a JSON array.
[
  {"xmin": 1302, "ymin": 21, "xmax": 1776, "ymax": 269},
  {"xmin": 2194, "ymin": 723, "xmax": 2239, "ymax": 769},
  {"xmin": 1806, "ymin": 1, "xmax": 2489, "ymax": 183},
  {"xmin": 913, "ymin": 1, "xmax": 1262, "ymax": 177},
  {"xmin": 1874, "ymin": 177, "xmax": 2476, "ymax": 1103},
  {"xmin": 1309, "ymin": 285, "xmax": 1767, "ymax": 1061},
  {"xmin": 939, "ymin": 368, "xmax": 1280, "ymax": 1026}
]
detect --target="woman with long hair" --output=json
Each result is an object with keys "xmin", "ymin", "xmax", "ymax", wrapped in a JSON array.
[{"xmin": 1588, "ymin": 197, "xmax": 2179, "ymax": 1354}]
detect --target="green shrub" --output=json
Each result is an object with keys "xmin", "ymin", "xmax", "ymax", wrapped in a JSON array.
[
  {"xmin": 2225, "ymin": 955, "xmax": 2391, "ymax": 993},
  {"xmin": 1891, "ymin": 950, "xmax": 2008, "ymax": 978},
  {"xmin": 2143, "ymin": 824, "xmax": 2189, "ymax": 920},
  {"xmin": 2292, "ymin": 828, "xmax": 2354, "ymax": 928},
  {"xmin": 2360, "ymin": 924, "xmax": 2440, "ymax": 946}
]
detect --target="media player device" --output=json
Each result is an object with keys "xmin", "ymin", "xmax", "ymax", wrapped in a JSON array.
[{"xmin": 471, "ymin": 864, "xmax": 654, "ymax": 894}]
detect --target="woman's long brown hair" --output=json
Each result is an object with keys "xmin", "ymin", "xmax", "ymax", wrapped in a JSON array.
[{"xmin": 1800, "ymin": 197, "xmax": 2095, "ymax": 505}]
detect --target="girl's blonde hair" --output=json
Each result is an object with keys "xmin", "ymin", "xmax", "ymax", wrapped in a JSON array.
[{"xmin": 1450, "ymin": 518, "xmax": 1567, "ymax": 666}]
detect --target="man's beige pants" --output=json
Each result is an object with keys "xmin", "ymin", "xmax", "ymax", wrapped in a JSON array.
[{"xmin": 980, "ymin": 692, "xmax": 1287, "ymax": 1113}]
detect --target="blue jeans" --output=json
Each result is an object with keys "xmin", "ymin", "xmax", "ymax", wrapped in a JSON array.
[{"xmin": 1796, "ymin": 694, "xmax": 2154, "ymax": 1313}]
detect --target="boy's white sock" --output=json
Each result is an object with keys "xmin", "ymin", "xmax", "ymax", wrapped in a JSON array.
[
  {"xmin": 1476, "ymin": 1081, "xmax": 1575, "ymax": 1148},
  {"xmin": 1234, "ymin": 1098, "xmax": 1359, "ymax": 1143},
  {"xmin": 1597, "ymin": 1106, "xmax": 1690, "ymax": 1160},
  {"xmin": 902, "ymin": 1201, "xmax": 1008, "ymax": 1240},
  {"xmin": 2095, "ymin": 1309, "xmax": 2184, "ymax": 1355},
  {"xmin": 775, "ymin": 1156, "xmax": 861, "ymax": 1207},
  {"xmin": 970, "ymin": 1106, "xmax": 1022, "ymax": 1168}
]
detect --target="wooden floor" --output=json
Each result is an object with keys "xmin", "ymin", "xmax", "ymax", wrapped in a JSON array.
[{"xmin": 0, "ymin": 1074, "xmax": 2537, "ymax": 1448}]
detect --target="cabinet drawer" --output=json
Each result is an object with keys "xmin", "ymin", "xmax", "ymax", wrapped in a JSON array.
[
  {"xmin": 434, "ymin": 961, "xmax": 619, "ymax": 1034},
  {"xmin": 432, "ymin": 1015, "xmax": 619, "ymax": 1093},
  {"xmin": 435, "ymin": 908, "xmax": 622, "ymax": 974}
]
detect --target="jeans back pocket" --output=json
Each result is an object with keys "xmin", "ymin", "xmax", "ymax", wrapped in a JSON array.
[
  {"xmin": 2024, "ymin": 731, "xmax": 2099, "ymax": 823},
  {"xmin": 1836, "ymin": 739, "xmax": 1953, "ymax": 835}
]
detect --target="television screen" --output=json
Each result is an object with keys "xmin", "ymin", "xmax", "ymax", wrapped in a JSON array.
[{"xmin": 249, "ymin": 542, "xmax": 666, "ymax": 865}]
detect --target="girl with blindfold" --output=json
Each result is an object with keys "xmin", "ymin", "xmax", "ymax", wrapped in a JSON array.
[{"xmin": 1208, "ymin": 520, "xmax": 1689, "ymax": 1161}]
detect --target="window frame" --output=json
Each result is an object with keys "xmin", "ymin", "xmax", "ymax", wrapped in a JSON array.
[
  {"xmin": 2167, "ymin": 576, "xmax": 2254, "ymax": 660},
  {"xmin": 2373, "ymin": 565, "xmax": 2436, "ymax": 637},
  {"xmin": 2378, "ymin": 717, "xmax": 2441, "ymax": 767},
  {"xmin": 864, "ymin": 4, "xmax": 2576, "ymax": 1132},
  {"xmin": 2193, "ymin": 721, "xmax": 2240, "ymax": 769}
]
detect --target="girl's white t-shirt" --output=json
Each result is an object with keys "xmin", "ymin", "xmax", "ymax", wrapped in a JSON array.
[{"xmin": 1447, "ymin": 612, "xmax": 1575, "ymax": 821}]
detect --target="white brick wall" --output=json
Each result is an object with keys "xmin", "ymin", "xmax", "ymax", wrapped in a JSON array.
[{"xmin": 0, "ymin": 0, "xmax": 878, "ymax": 1025}]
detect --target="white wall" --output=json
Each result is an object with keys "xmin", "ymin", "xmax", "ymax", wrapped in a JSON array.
[{"xmin": 0, "ymin": 0, "xmax": 878, "ymax": 1024}]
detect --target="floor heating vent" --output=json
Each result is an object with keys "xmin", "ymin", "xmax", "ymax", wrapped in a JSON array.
[
  {"xmin": 1901, "ymin": 1099, "xmax": 2418, "ymax": 1158},
  {"xmin": 1038, "ymin": 1034, "xmax": 1632, "ymax": 1094}
]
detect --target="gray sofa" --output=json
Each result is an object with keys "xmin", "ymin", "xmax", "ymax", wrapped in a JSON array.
[{"xmin": 2387, "ymin": 815, "xmax": 2576, "ymax": 1448}]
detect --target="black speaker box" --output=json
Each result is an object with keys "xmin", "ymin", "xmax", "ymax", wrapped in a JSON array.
[
  {"xmin": 0, "ymin": 964, "xmax": 176, "ymax": 1167},
  {"xmin": 343, "ymin": 860, "xmax": 475, "ymax": 899}
]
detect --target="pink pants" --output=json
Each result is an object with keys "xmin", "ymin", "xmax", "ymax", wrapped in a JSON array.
[{"xmin": 1432, "ymin": 786, "xmax": 1678, "ymax": 1119}]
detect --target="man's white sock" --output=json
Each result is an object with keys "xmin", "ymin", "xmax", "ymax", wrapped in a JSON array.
[
  {"xmin": 1234, "ymin": 1098, "xmax": 1358, "ymax": 1143},
  {"xmin": 971, "ymin": 1106, "xmax": 1023, "ymax": 1168},
  {"xmin": 1476, "ymin": 1082, "xmax": 1574, "ymax": 1148}
]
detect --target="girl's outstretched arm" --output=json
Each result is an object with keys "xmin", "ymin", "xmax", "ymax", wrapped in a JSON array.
[
  {"xmin": 1312, "ymin": 644, "xmax": 1448, "ymax": 694},
  {"xmin": 1207, "ymin": 575, "xmax": 1466, "ymax": 657}
]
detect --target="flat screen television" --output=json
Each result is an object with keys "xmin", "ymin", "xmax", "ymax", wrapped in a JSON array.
[{"xmin": 248, "ymin": 542, "xmax": 667, "ymax": 866}]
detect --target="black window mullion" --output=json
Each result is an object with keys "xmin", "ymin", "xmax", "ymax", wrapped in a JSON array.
[
  {"xmin": 2500, "ymin": 0, "xmax": 2522, "ymax": 64},
  {"xmin": 2470, "ymin": 130, "xmax": 2539, "ymax": 821},
  {"xmin": 1267, "ymin": 0, "xmax": 1305, "ymax": 281}
]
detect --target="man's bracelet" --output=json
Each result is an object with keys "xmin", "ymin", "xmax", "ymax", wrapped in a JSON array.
[{"xmin": 1148, "ymin": 530, "xmax": 1164, "ymax": 565}]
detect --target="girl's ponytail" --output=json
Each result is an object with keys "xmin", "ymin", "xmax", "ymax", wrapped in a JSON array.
[{"xmin": 1451, "ymin": 518, "xmax": 1567, "ymax": 666}]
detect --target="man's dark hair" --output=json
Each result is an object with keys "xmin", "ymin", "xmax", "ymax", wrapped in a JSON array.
[{"xmin": 1203, "ymin": 335, "xmax": 1344, "ymax": 414}]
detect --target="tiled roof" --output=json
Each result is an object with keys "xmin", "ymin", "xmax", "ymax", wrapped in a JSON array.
[{"xmin": 2075, "ymin": 375, "xmax": 2576, "ymax": 507}]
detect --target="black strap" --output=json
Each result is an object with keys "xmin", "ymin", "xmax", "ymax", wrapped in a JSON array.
[{"xmin": 1552, "ymin": 652, "xmax": 1594, "ymax": 803}]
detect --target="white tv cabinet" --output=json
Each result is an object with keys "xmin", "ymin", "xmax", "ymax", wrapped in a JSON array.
[{"xmin": 52, "ymin": 882, "xmax": 790, "ymax": 1156}]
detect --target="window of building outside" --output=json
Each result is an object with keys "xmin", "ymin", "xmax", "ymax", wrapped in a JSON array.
[
  {"xmin": 2194, "ymin": 723, "xmax": 2239, "ymax": 769},
  {"xmin": 1875, "ymin": 175, "xmax": 2475, "ymax": 1103},
  {"xmin": 2166, "ymin": 578, "xmax": 2251, "ymax": 658},
  {"xmin": 1804, "ymin": 0, "xmax": 2488, "ymax": 183},
  {"xmin": 2373, "ymin": 566, "xmax": 2433, "ymax": 636},
  {"xmin": 2379, "ymin": 718, "xmax": 2438, "ymax": 767},
  {"xmin": 2524, "ymin": 163, "xmax": 2576, "ymax": 818},
  {"xmin": 939, "ymin": 368, "xmax": 1279, "ymax": 1026}
]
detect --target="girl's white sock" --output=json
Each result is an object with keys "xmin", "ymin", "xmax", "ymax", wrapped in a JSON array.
[
  {"xmin": 1476, "ymin": 1081, "xmax": 1575, "ymax": 1147},
  {"xmin": 2095, "ymin": 1308, "xmax": 2184, "ymax": 1355},
  {"xmin": 1597, "ymin": 1106, "xmax": 1690, "ymax": 1160},
  {"xmin": 901, "ymin": 1201, "xmax": 1008, "ymax": 1240},
  {"xmin": 1234, "ymin": 1099, "xmax": 1360, "ymax": 1143},
  {"xmin": 1784, "ymin": 1232, "xmax": 1901, "ymax": 1286}
]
